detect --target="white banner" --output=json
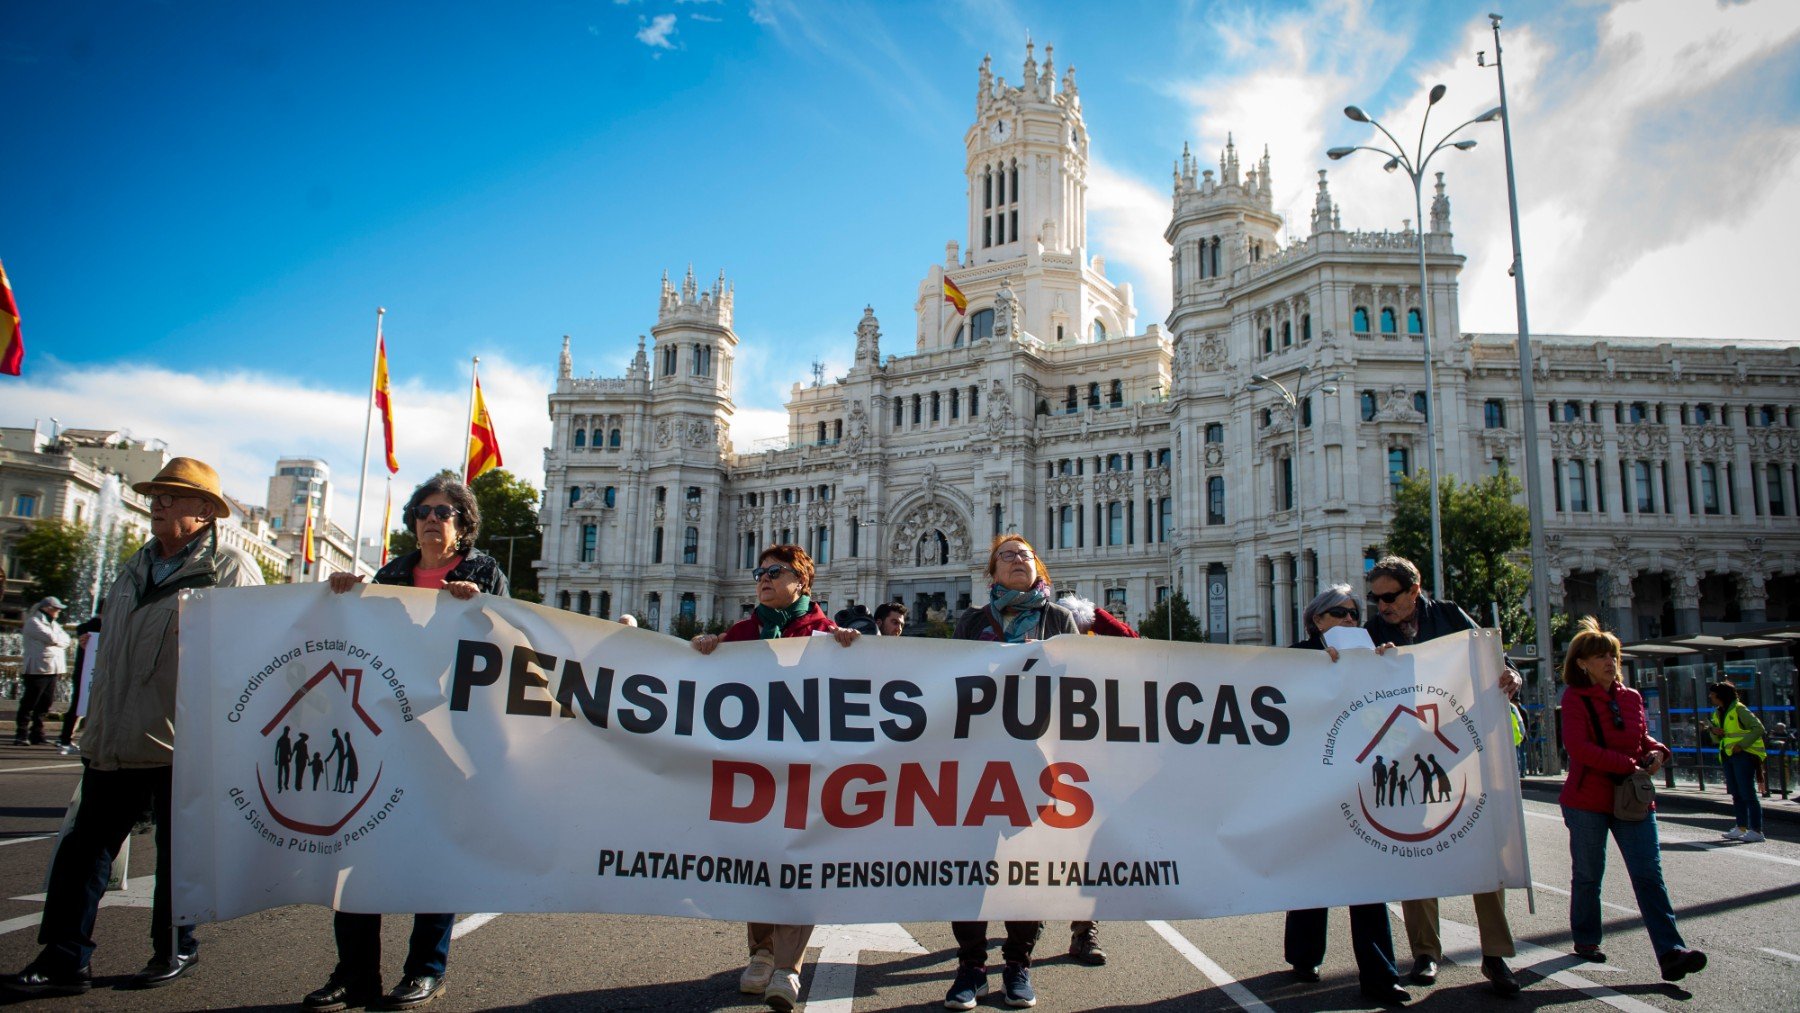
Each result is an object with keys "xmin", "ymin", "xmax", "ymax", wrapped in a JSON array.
[{"xmin": 173, "ymin": 584, "xmax": 1528, "ymax": 925}]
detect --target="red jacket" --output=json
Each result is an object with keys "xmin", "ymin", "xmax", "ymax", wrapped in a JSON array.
[
  {"xmin": 1558, "ymin": 682, "xmax": 1668, "ymax": 814},
  {"xmin": 721, "ymin": 602, "xmax": 839, "ymax": 642}
]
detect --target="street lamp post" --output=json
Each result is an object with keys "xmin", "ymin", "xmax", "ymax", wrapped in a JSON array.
[
  {"xmin": 488, "ymin": 534, "xmax": 531, "ymax": 592},
  {"xmin": 1329, "ymin": 89, "xmax": 1500, "ymax": 600},
  {"xmin": 1481, "ymin": 12, "xmax": 1558, "ymax": 773},
  {"xmin": 1250, "ymin": 367, "xmax": 1341, "ymax": 632}
]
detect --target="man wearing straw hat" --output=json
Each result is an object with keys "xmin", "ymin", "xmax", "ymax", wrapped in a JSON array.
[{"xmin": 2, "ymin": 458, "xmax": 263, "ymax": 997}]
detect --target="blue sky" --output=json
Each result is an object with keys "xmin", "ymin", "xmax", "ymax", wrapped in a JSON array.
[{"xmin": 5, "ymin": 0, "xmax": 1798, "ymax": 532}]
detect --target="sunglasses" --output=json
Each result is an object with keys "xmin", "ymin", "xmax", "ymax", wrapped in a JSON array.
[
  {"xmin": 411, "ymin": 504, "xmax": 459, "ymax": 522},
  {"xmin": 1367, "ymin": 587, "xmax": 1415, "ymax": 605},
  {"xmin": 1605, "ymin": 697, "xmax": 1625, "ymax": 730},
  {"xmin": 996, "ymin": 549, "xmax": 1036, "ymax": 563},
  {"xmin": 752, "ymin": 564, "xmax": 795, "ymax": 580},
  {"xmin": 1321, "ymin": 606, "xmax": 1360, "ymax": 620}
]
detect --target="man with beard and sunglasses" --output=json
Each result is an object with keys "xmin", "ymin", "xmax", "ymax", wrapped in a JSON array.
[{"xmin": 1359, "ymin": 555, "xmax": 1524, "ymax": 997}]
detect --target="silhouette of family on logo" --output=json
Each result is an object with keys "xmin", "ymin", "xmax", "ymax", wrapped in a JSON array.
[
  {"xmin": 1368, "ymin": 753, "xmax": 1452, "ymax": 807},
  {"xmin": 271, "ymin": 726, "xmax": 361, "ymax": 794}
]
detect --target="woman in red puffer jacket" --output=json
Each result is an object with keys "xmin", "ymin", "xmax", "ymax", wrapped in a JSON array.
[{"xmin": 1558, "ymin": 616, "xmax": 1705, "ymax": 982}]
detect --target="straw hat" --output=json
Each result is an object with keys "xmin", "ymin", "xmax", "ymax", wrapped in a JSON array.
[{"xmin": 132, "ymin": 457, "xmax": 232, "ymax": 518}]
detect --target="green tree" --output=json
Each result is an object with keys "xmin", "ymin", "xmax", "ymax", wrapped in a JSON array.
[
  {"xmin": 257, "ymin": 555, "xmax": 287, "ymax": 586},
  {"xmin": 1388, "ymin": 471, "xmax": 1532, "ymax": 644},
  {"xmin": 1139, "ymin": 592, "xmax": 1206, "ymax": 642},
  {"xmin": 12, "ymin": 519, "xmax": 87, "ymax": 604},
  {"xmin": 471, "ymin": 469, "xmax": 542, "ymax": 598}
]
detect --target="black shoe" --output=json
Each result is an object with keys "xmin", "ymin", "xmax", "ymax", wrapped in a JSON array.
[
  {"xmin": 1659, "ymin": 947, "xmax": 1707, "ymax": 982},
  {"xmin": 381, "ymin": 975, "xmax": 446, "ymax": 1011},
  {"xmin": 9, "ymin": 738, "xmax": 25, "ymax": 747},
  {"xmin": 132, "ymin": 951, "xmax": 198, "ymax": 988},
  {"xmin": 1290, "ymin": 965, "xmax": 1322, "ymax": 982},
  {"xmin": 1069, "ymin": 921, "xmax": 1107, "ymax": 966},
  {"xmin": 1360, "ymin": 983, "xmax": 1412, "ymax": 1005},
  {"xmin": 1482, "ymin": 956, "xmax": 1520, "ymax": 996},
  {"xmin": 1408, "ymin": 956, "xmax": 1437, "ymax": 985},
  {"xmin": 303, "ymin": 976, "xmax": 384, "ymax": 1012},
  {"xmin": 1573, "ymin": 944, "xmax": 1607, "ymax": 963},
  {"xmin": 1, "ymin": 961, "xmax": 92, "ymax": 996}
]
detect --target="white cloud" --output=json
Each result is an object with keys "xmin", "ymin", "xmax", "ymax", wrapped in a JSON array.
[
  {"xmin": 689, "ymin": 13, "xmax": 722, "ymax": 23},
  {"xmin": 1086, "ymin": 156, "xmax": 1174, "ymax": 328},
  {"xmin": 6, "ymin": 355, "xmax": 552, "ymax": 545},
  {"xmin": 748, "ymin": 1, "xmax": 776, "ymax": 28},
  {"xmin": 636, "ymin": 13, "xmax": 679, "ymax": 50}
]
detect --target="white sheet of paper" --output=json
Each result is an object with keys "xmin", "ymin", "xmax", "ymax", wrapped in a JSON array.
[{"xmin": 1323, "ymin": 626, "xmax": 1377, "ymax": 652}]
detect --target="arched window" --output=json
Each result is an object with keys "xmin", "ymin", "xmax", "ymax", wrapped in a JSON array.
[
  {"xmin": 930, "ymin": 391, "xmax": 941, "ymax": 422},
  {"xmin": 1107, "ymin": 501, "xmax": 1124, "ymax": 545},
  {"xmin": 969, "ymin": 385, "xmax": 979, "ymax": 416},
  {"xmin": 683, "ymin": 526, "xmax": 699, "ymax": 564},
  {"xmin": 1380, "ymin": 308, "xmax": 1398, "ymax": 335},
  {"xmin": 1353, "ymin": 307, "xmax": 1371, "ymax": 334},
  {"xmin": 679, "ymin": 592, "xmax": 697, "ymax": 623},
  {"xmin": 968, "ymin": 308, "xmax": 995, "ymax": 342},
  {"xmin": 1058, "ymin": 505, "xmax": 1074, "ymax": 548},
  {"xmin": 949, "ymin": 388, "xmax": 960, "ymax": 419},
  {"xmin": 652, "ymin": 527, "xmax": 664, "ymax": 564},
  {"xmin": 609, "ymin": 428, "xmax": 621, "ymax": 448},
  {"xmin": 573, "ymin": 428, "xmax": 587, "ymax": 448},
  {"xmin": 1563, "ymin": 401, "xmax": 1582, "ymax": 422},
  {"xmin": 558, "ymin": 590, "xmax": 571, "ymax": 610},
  {"xmin": 1412, "ymin": 392, "xmax": 1429, "ymax": 418},
  {"xmin": 1207, "ymin": 476, "xmax": 1226, "ymax": 525},
  {"xmin": 1407, "ymin": 308, "xmax": 1424, "ymax": 335},
  {"xmin": 1107, "ymin": 453, "xmax": 1124, "ymax": 472},
  {"xmin": 569, "ymin": 486, "xmax": 581, "ymax": 507},
  {"xmin": 604, "ymin": 486, "xmax": 616, "ymax": 508},
  {"xmin": 599, "ymin": 591, "xmax": 612, "ymax": 619},
  {"xmin": 577, "ymin": 590, "xmax": 591, "ymax": 614},
  {"xmin": 1205, "ymin": 423, "xmax": 1224, "ymax": 443},
  {"xmin": 1109, "ymin": 379, "xmax": 1122, "ymax": 406},
  {"xmin": 1036, "ymin": 399, "xmax": 1049, "ymax": 415},
  {"xmin": 1388, "ymin": 448, "xmax": 1410, "ymax": 490},
  {"xmin": 1301, "ymin": 314, "xmax": 1312, "ymax": 342},
  {"xmin": 1484, "ymin": 400, "xmax": 1506, "ymax": 429},
  {"xmin": 1088, "ymin": 383, "xmax": 1101, "ymax": 409},
  {"xmin": 1282, "ymin": 321, "xmax": 1293, "ymax": 347},
  {"xmin": 1262, "ymin": 327, "xmax": 1273, "ymax": 354},
  {"xmin": 1361, "ymin": 391, "xmax": 1378, "ymax": 421},
  {"xmin": 1091, "ymin": 319, "xmax": 1107, "ymax": 342},
  {"xmin": 893, "ymin": 398, "xmax": 903, "ymax": 427},
  {"xmin": 645, "ymin": 593, "xmax": 661, "ymax": 631}
]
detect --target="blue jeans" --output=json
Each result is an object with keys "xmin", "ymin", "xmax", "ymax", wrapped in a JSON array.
[
  {"xmin": 1722, "ymin": 752, "xmax": 1764, "ymax": 832},
  {"xmin": 1562, "ymin": 806, "xmax": 1684, "ymax": 958},
  {"xmin": 333, "ymin": 911, "xmax": 455, "ymax": 984}
]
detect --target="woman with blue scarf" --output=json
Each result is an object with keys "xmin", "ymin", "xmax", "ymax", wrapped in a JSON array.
[
  {"xmin": 943, "ymin": 534, "xmax": 1076, "ymax": 1010},
  {"xmin": 690, "ymin": 543, "xmax": 859, "ymax": 1012}
]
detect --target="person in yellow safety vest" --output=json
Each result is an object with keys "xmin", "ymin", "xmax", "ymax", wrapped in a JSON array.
[
  {"xmin": 1706, "ymin": 682, "xmax": 1767, "ymax": 843},
  {"xmin": 1506, "ymin": 682, "xmax": 1527, "ymax": 776}
]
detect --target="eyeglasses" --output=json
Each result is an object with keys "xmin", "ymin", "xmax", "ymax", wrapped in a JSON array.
[
  {"xmin": 996, "ymin": 549, "xmax": 1035, "ymax": 563},
  {"xmin": 151, "ymin": 492, "xmax": 199, "ymax": 508},
  {"xmin": 413, "ymin": 505, "xmax": 459, "ymax": 522},
  {"xmin": 752, "ymin": 564, "xmax": 794, "ymax": 580},
  {"xmin": 1367, "ymin": 587, "xmax": 1415, "ymax": 605},
  {"xmin": 1321, "ymin": 606, "xmax": 1360, "ymax": 620}
]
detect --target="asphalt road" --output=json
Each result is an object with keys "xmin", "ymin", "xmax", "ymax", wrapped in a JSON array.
[{"xmin": 2, "ymin": 744, "xmax": 1797, "ymax": 1012}]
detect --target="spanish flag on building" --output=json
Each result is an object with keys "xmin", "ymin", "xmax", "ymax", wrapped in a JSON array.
[
  {"xmin": 942, "ymin": 275, "xmax": 968, "ymax": 316},
  {"xmin": 0, "ymin": 260, "xmax": 22, "ymax": 377},
  {"xmin": 465, "ymin": 371, "xmax": 503, "ymax": 483}
]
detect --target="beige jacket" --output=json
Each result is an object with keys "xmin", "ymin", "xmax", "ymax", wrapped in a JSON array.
[{"xmin": 81, "ymin": 525, "xmax": 263, "ymax": 770}]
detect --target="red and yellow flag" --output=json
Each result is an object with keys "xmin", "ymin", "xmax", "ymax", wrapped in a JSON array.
[
  {"xmin": 374, "ymin": 333, "xmax": 398, "ymax": 473},
  {"xmin": 465, "ymin": 375, "xmax": 503, "ymax": 483},
  {"xmin": 379, "ymin": 482, "xmax": 393, "ymax": 566},
  {"xmin": 301, "ymin": 507, "xmax": 316, "ymax": 574},
  {"xmin": 942, "ymin": 275, "xmax": 968, "ymax": 316},
  {"xmin": 0, "ymin": 259, "xmax": 22, "ymax": 377}
]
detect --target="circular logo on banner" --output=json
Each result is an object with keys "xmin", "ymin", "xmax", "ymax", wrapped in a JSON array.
[
  {"xmin": 1323, "ymin": 686, "xmax": 1488, "ymax": 858},
  {"xmin": 224, "ymin": 639, "xmax": 415, "ymax": 854}
]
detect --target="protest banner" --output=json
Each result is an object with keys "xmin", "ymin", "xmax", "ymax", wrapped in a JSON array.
[{"xmin": 173, "ymin": 584, "xmax": 1528, "ymax": 925}]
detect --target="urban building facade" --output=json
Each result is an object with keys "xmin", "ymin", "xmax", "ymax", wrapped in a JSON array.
[{"xmin": 540, "ymin": 43, "xmax": 1799, "ymax": 647}]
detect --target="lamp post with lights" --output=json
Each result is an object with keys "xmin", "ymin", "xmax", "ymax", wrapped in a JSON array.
[
  {"xmin": 1328, "ymin": 88, "xmax": 1501, "ymax": 600},
  {"xmin": 1249, "ymin": 365, "xmax": 1343, "ymax": 630}
]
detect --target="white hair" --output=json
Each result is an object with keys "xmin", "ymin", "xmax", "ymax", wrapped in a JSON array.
[
  {"xmin": 1301, "ymin": 584, "xmax": 1358, "ymax": 637},
  {"xmin": 1057, "ymin": 594, "xmax": 1097, "ymax": 633}
]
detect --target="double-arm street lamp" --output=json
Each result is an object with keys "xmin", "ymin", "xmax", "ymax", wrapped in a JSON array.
[
  {"xmin": 1328, "ymin": 87, "xmax": 1501, "ymax": 600},
  {"xmin": 1250, "ymin": 365, "xmax": 1343, "ymax": 613}
]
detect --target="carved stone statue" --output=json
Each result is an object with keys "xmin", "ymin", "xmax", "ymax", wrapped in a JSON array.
[{"xmin": 993, "ymin": 279, "xmax": 1017, "ymax": 339}]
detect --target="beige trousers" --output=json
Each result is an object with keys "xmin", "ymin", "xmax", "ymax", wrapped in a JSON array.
[
  {"xmin": 1402, "ymin": 891, "xmax": 1515, "ymax": 959},
  {"xmin": 748, "ymin": 922, "xmax": 815, "ymax": 974}
]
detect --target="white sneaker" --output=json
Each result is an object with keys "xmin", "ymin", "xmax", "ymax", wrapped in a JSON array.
[
  {"xmin": 1741, "ymin": 830, "xmax": 1767, "ymax": 843},
  {"xmin": 1723, "ymin": 827, "xmax": 1747, "ymax": 840},
  {"xmin": 764, "ymin": 971, "xmax": 801, "ymax": 1012},
  {"xmin": 739, "ymin": 950, "xmax": 776, "ymax": 995}
]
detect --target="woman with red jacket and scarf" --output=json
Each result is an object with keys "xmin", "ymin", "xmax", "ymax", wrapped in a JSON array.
[
  {"xmin": 690, "ymin": 544, "xmax": 859, "ymax": 1013},
  {"xmin": 1559, "ymin": 616, "xmax": 1706, "ymax": 980}
]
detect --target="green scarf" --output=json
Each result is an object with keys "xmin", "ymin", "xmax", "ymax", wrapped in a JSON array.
[{"xmin": 754, "ymin": 593, "xmax": 812, "ymax": 640}]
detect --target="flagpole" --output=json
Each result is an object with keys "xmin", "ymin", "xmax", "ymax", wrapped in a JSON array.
[
  {"xmin": 462, "ymin": 355, "xmax": 480, "ymax": 481},
  {"xmin": 350, "ymin": 307, "xmax": 384, "ymax": 576}
]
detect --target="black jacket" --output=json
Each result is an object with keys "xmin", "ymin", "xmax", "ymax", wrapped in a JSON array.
[
  {"xmin": 1365, "ymin": 596, "xmax": 1475, "ymax": 648},
  {"xmin": 953, "ymin": 600, "xmax": 1078, "ymax": 641},
  {"xmin": 1289, "ymin": 633, "xmax": 1326, "ymax": 651},
  {"xmin": 374, "ymin": 547, "xmax": 510, "ymax": 597}
]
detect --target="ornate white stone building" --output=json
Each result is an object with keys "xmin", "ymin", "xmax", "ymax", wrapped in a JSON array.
[{"xmin": 540, "ymin": 43, "xmax": 1799, "ymax": 646}]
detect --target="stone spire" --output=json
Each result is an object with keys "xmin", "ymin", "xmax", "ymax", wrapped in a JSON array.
[
  {"xmin": 1430, "ymin": 171, "xmax": 1452, "ymax": 233},
  {"xmin": 1311, "ymin": 169, "xmax": 1340, "ymax": 235},
  {"xmin": 558, "ymin": 335, "xmax": 572, "ymax": 380}
]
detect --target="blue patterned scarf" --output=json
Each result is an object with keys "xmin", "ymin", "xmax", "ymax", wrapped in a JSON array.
[
  {"xmin": 987, "ymin": 581, "xmax": 1050, "ymax": 643},
  {"xmin": 754, "ymin": 594, "xmax": 811, "ymax": 640}
]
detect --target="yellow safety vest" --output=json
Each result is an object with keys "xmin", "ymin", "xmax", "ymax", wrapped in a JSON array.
[
  {"xmin": 1713, "ymin": 703, "xmax": 1767, "ymax": 761},
  {"xmin": 1509, "ymin": 703, "xmax": 1524, "ymax": 747}
]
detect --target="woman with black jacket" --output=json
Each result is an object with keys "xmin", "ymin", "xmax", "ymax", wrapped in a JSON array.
[{"xmin": 305, "ymin": 476, "xmax": 507, "ymax": 1013}]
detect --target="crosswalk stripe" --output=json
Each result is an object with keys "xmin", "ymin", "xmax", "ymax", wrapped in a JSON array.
[{"xmin": 1147, "ymin": 920, "xmax": 1274, "ymax": 1013}]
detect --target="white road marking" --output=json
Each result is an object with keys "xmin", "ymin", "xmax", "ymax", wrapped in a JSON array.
[
  {"xmin": 804, "ymin": 923, "xmax": 928, "ymax": 1013},
  {"xmin": 1147, "ymin": 920, "xmax": 1274, "ymax": 1013},
  {"xmin": 1759, "ymin": 947, "xmax": 1800, "ymax": 963},
  {"xmin": 1395, "ymin": 902, "xmax": 1666, "ymax": 1013},
  {"xmin": 0, "ymin": 834, "xmax": 53, "ymax": 848},
  {"xmin": 1523, "ymin": 806, "xmax": 1800, "ymax": 869},
  {"xmin": 1531, "ymin": 880, "xmax": 1638, "ymax": 915},
  {"xmin": 451, "ymin": 912, "xmax": 499, "ymax": 939},
  {"xmin": 1, "ymin": 880, "xmax": 153, "ymax": 937},
  {"xmin": 0, "ymin": 762, "xmax": 81, "ymax": 774}
]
